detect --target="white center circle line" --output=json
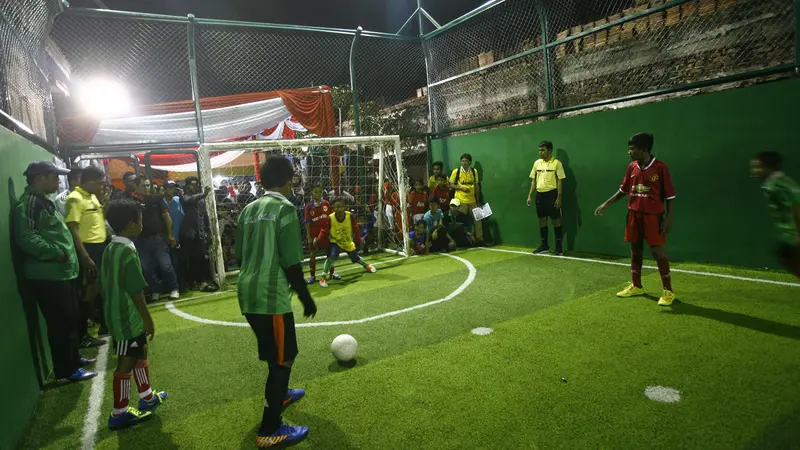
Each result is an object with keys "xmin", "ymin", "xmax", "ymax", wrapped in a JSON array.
[{"xmin": 165, "ymin": 253, "xmax": 477, "ymax": 328}]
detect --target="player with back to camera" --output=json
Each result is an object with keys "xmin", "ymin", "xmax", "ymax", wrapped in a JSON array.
[
  {"xmin": 595, "ymin": 133, "xmax": 677, "ymax": 306},
  {"xmin": 316, "ymin": 197, "xmax": 378, "ymax": 288},
  {"xmin": 234, "ymin": 155, "xmax": 318, "ymax": 448},
  {"xmin": 750, "ymin": 151, "xmax": 800, "ymax": 278}
]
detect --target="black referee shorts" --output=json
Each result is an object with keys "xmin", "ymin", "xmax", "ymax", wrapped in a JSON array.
[
  {"xmin": 245, "ymin": 313, "xmax": 299, "ymax": 367},
  {"xmin": 535, "ymin": 190, "xmax": 561, "ymax": 219}
]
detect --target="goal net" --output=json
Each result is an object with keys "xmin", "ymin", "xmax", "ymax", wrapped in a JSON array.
[{"xmin": 199, "ymin": 135, "xmax": 412, "ymax": 287}]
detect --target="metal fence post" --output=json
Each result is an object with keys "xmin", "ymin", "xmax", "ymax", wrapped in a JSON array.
[
  {"xmin": 349, "ymin": 26, "xmax": 363, "ymax": 136},
  {"xmin": 796, "ymin": 0, "xmax": 800, "ymax": 71},
  {"xmin": 533, "ymin": 0, "xmax": 554, "ymax": 112},
  {"xmin": 187, "ymin": 14, "xmax": 205, "ymax": 143}
]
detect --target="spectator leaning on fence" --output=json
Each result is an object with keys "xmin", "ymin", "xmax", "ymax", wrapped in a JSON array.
[{"xmin": 13, "ymin": 161, "xmax": 98, "ymax": 382}]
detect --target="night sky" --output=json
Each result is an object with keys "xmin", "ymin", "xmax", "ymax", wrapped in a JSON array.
[{"xmin": 69, "ymin": 0, "xmax": 489, "ymax": 33}]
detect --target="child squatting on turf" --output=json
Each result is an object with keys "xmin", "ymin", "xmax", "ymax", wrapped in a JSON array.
[
  {"xmin": 594, "ymin": 132, "xmax": 677, "ymax": 306},
  {"xmin": 101, "ymin": 200, "xmax": 167, "ymax": 430},
  {"xmin": 750, "ymin": 151, "xmax": 800, "ymax": 278},
  {"xmin": 235, "ymin": 156, "xmax": 318, "ymax": 448},
  {"xmin": 315, "ymin": 197, "xmax": 377, "ymax": 288}
]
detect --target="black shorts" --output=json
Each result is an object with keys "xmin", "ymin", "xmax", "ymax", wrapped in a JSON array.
[
  {"xmin": 113, "ymin": 334, "xmax": 147, "ymax": 358},
  {"xmin": 79, "ymin": 242, "xmax": 107, "ymax": 287},
  {"xmin": 535, "ymin": 190, "xmax": 561, "ymax": 219},
  {"xmin": 777, "ymin": 242, "xmax": 800, "ymax": 261},
  {"xmin": 245, "ymin": 313, "xmax": 299, "ymax": 367}
]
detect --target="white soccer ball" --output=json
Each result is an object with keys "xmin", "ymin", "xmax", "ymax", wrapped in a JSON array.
[{"xmin": 330, "ymin": 334, "xmax": 358, "ymax": 362}]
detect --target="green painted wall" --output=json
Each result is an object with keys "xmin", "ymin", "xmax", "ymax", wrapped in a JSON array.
[
  {"xmin": 0, "ymin": 126, "xmax": 56, "ymax": 450},
  {"xmin": 431, "ymin": 78, "xmax": 800, "ymax": 269}
]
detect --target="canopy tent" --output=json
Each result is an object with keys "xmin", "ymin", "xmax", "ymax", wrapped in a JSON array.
[
  {"xmin": 59, "ymin": 86, "xmax": 336, "ymax": 173},
  {"xmin": 59, "ymin": 86, "xmax": 336, "ymax": 145}
]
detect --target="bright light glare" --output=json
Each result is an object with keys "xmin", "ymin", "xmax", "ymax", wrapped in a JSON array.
[{"xmin": 76, "ymin": 78, "xmax": 132, "ymax": 119}]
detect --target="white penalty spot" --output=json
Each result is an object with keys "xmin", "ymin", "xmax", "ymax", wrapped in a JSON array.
[
  {"xmin": 644, "ymin": 385, "xmax": 681, "ymax": 403},
  {"xmin": 471, "ymin": 327, "xmax": 494, "ymax": 336}
]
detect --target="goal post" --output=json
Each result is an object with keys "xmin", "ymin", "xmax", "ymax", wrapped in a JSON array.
[{"xmin": 198, "ymin": 135, "xmax": 411, "ymax": 289}]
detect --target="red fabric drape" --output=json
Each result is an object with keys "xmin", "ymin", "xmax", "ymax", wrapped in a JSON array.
[{"xmin": 59, "ymin": 86, "xmax": 335, "ymax": 144}]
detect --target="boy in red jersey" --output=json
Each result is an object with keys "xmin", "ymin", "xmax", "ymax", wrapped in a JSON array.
[
  {"xmin": 304, "ymin": 184, "xmax": 335, "ymax": 284},
  {"xmin": 408, "ymin": 180, "xmax": 429, "ymax": 224},
  {"xmin": 431, "ymin": 174, "xmax": 451, "ymax": 220},
  {"xmin": 595, "ymin": 133, "xmax": 677, "ymax": 306}
]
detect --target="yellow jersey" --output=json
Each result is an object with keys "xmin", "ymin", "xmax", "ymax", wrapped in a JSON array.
[
  {"xmin": 329, "ymin": 211, "xmax": 357, "ymax": 252},
  {"xmin": 65, "ymin": 186, "xmax": 107, "ymax": 244},
  {"xmin": 530, "ymin": 157, "xmax": 565, "ymax": 193},
  {"xmin": 449, "ymin": 167, "xmax": 479, "ymax": 204}
]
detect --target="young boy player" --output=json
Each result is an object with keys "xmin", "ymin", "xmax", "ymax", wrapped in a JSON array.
[
  {"xmin": 316, "ymin": 197, "xmax": 377, "ymax": 288},
  {"xmin": 235, "ymin": 156, "xmax": 318, "ymax": 448},
  {"xmin": 595, "ymin": 133, "xmax": 677, "ymax": 306},
  {"xmin": 750, "ymin": 151, "xmax": 800, "ymax": 278},
  {"xmin": 101, "ymin": 200, "xmax": 167, "ymax": 430},
  {"xmin": 527, "ymin": 141, "xmax": 566, "ymax": 255},
  {"xmin": 304, "ymin": 184, "xmax": 335, "ymax": 283}
]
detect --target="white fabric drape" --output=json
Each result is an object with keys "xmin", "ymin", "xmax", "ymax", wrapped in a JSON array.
[
  {"xmin": 151, "ymin": 150, "xmax": 245, "ymax": 173},
  {"xmin": 92, "ymin": 98, "xmax": 293, "ymax": 145}
]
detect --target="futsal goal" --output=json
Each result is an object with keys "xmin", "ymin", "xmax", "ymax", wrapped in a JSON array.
[{"xmin": 198, "ymin": 135, "xmax": 412, "ymax": 288}]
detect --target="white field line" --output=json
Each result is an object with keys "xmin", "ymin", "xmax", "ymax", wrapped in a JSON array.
[
  {"xmin": 479, "ymin": 247, "xmax": 800, "ymax": 288},
  {"xmin": 165, "ymin": 253, "xmax": 476, "ymax": 328},
  {"xmin": 81, "ymin": 341, "xmax": 109, "ymax": 450}
]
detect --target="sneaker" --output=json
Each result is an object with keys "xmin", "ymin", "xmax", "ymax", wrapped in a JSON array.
[
  {"xmin": 97, "ymin": 325, "xmax": 110, "ymax": 337},
  {"xmin": 554, "ymin": 245, "xmax": 564, "ymax": 256},
  {"xmin": 79, "ymin": 356, "xmax": 97, "ymax": 367},
  {"xmin": 532, "ymin": 245, "xmax": 550, "ymax": 254},
  {"xmin": 151, "ymin": 293, "xmax": 161, "ymax": 302},
  {"xmin": 80, "ymin": 335, "xmax": 105, "ymax": 349},
  {"xmin": 365, "ymin": 265, "xmax": 377, "ymax": 273},
  {"xmin": 139, "ymin": 391, "xmax": 168, "ymax": 411},
  {"xmin": 658, "ymin": 289, "xmax": 676, "ymax": 306},
  {"xmin": 169, "ymin": 290, "xmax": 180, "ymax": 300},
  {"xmin": 616, "ymin": 283, "xmax": 645, "ymax": 298},
  {"xmin": 282, "ymin": 388, "xmax": 305, "ymax": 409},
  {"xmin": 306, "ymin": 277, "xmax": 316, "ymax": 285},
  {"xmin": 108, "ymin": 406, "xmax": 152, "ymax": 430},
  {"xmin": 58, "ymin": 368, "xmax": 98, "ymax": 383},
  {"xmin": 255, "ymin": 423, "xmax": 309, "ymax": 448},
  {"xmin": 319, "ymin": 278, "xmax": 328, "ymax": 288},
  {"xmin": 330, "ymin": 272, "xmax": 342, "ymax": 280}
]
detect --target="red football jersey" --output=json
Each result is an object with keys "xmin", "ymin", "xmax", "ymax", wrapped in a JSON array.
[
  {"xmin": 432, "ymin": 186, "xmax": 450, "ymax": 211},
  {"xmin": 619, "ymin": 157, "xmax": 676, "ymax": 215},
  {"xmin": 408, "ymin": 191, "xmax": 429, "ymax": 216},
  {"xmin": 304, "ymin": 200, "xmax": 331, "ymax": 231}
]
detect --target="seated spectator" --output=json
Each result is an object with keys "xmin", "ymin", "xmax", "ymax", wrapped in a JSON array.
[{"xmin": 424, "ymin": 197, "xmax": 456, "ymax": 252}]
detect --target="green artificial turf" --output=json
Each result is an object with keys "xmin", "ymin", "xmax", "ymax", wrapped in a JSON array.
[{"xmin": 18, "ymin": 247, "xmax": 800, "ymax": 449}]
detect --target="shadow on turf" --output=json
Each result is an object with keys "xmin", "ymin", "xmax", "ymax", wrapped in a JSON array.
[
  {"xmin": 662, "ymin": 301, "xmax": 800, "ymax": 341},
  {"xmin": 116, "ymin": 414, "xmax": 179, "ymax": 449},
  {"xmin": 745, "ymin": 403, "xmax": 800, "ymax": 449},
  {"xmin": 328, "ymin": 357, "xmax": 368, "ymax": 373}
]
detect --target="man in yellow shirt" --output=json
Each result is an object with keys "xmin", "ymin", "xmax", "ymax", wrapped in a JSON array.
[
  {"xmin": 449, "ymin": 153, "xmax": 483, "ymax": 243},
  {"xmin": 65, "ymin": 166, "xmax": 109, "ymax": 343},
  {"xmin": 527, "ymin": 141, "xmax": 566, "ymax": 255}
]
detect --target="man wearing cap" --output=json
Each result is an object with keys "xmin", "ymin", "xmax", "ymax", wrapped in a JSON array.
[{"xmin": 13, "ymin": 161, "xmax": 98, "ymax": 382}]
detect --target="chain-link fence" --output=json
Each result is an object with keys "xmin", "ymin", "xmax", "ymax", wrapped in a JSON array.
[
  {"xmin": 425, "ymin": 0, "xmax": 797, "ymax": 133},
  {"xmin": 5, "ymin": 0, "xmax": 793, "ymax": 147},
  {"xmin": 0, "ymin": 0, "xmax": 61, "ymax": 144}
]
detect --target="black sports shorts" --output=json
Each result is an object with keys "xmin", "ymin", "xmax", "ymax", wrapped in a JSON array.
[
  {"xmin": 535, "ymin": 190, "xmax": 561, "ymax": 220},
  {"xmin": 113, "ymin": 333, "xmax": 147, "ymax": 358},
  {"xmin": 245, "ymin": 313, "xmax": 299, "ymax": 367}
]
